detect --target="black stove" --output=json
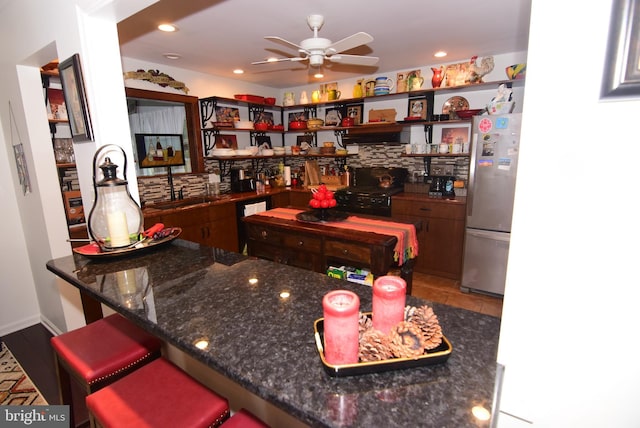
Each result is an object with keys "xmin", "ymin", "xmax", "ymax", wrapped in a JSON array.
[{"xmin": 334, "ymin": 167, "xmax": 408, "ymax": 217}]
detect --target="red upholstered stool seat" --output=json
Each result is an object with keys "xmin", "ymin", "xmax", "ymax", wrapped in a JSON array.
[
  {"xmin": 86, "ymin": 358, "xmax": 230, "ymax": 428},
  {"xmin": 221, "ymin": 409, "xmax": 269, "ymax": 427},
  {"xmin": 50, "ymin": 313, "xmax": 162, "ymax": 426}
]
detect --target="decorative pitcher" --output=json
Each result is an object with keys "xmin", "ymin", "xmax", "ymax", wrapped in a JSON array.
[
  {"xmin": 431, "ymin": 67, "xmax": 444, "ymax": 88},
  {"xmin": 283, "ymin": 92, "xmax": 295, "ymax": 106},
  {"xmin": 373, "ymin": 76, "xmax": 394, "ymax": 95},
  {"xmin": 409, "ymin": 75, "xmax": 425, "ymax": 91}
]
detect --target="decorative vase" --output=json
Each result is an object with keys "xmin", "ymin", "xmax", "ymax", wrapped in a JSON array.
[{"xmin": 431, "ymin": 66, "xmax": 444, "ymax": 88}]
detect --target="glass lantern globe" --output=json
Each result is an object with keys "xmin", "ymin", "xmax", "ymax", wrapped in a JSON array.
[{"xmin": 87, "ymin": 145, "xmax": 143, "ymax": 251}]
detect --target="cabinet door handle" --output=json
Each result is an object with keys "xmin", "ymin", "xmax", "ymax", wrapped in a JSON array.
[
  {"xmin": 261, "ymin": 230, "xmax": 268, "ymax": 239},
  {"xmin": 342, "ymin": 249, "xmax": 349, "ymax": 255},
  {"xmin": 419, "ymin": 207, "xmax": 432, "ymax": 212},
  {"xmin": 298, "ymin": 240, "xmax": 304, "ymax": 247}
]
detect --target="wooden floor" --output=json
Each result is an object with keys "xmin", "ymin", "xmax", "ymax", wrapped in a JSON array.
[
  {"xmin": 411, "ymin": 272, "xmax": 503, "ymax": 318},
  {"xmin": 0, "ymin": 273, "xmax": 502, "ymax": 410}
]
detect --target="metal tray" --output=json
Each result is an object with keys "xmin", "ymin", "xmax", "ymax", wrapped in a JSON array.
[
  {"xmin": 73, "ymin": 227, "xmax": 181, "ymax": 259},
  {"xmin": 313, "ymin": 314, "xmax": 452, "ymax": 377}
]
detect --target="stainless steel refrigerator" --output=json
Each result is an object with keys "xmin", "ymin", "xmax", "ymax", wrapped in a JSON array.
[{"xmin": 461, "ymin": 113, "xmax": 522, "ymax": 296}]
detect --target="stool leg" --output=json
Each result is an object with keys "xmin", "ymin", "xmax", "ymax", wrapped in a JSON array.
[{"xmin": 53, "ymin": 353, "xmax": 75, "ymax": 428}]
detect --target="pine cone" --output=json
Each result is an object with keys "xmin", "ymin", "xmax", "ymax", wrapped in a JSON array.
[
  {"xmin": 407, "ymin": 305, "xmax": 443, "ymax": 350},
  {"xmin": 358, "ymin": 312, "xmax": 373, "ymax": 340},
  {"xmin": 359, "ymin": 329, "xmax": 393, "ymax": 362},
  {"xmin": 389, "ymin": 321, "xmax": 425, "ymax": 358}
]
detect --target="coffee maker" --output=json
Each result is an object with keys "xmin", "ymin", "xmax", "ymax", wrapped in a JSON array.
[
  {"xmin": 428, "ymin": 166, "xmax": 455, "ymax": 199},
  {"xmin": 230, "ymin": 167, "xmax": 255, "ymax": 193}
]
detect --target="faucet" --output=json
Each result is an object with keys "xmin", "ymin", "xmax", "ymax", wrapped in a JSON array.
[{"xmin": 168, "ymin": 168, "xmax": 176, "ymax": 201}]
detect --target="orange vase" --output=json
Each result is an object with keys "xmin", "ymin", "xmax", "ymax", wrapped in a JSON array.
[{"xmin": 431, "ymin": 66, "xmax": 444, "ymax": 88}]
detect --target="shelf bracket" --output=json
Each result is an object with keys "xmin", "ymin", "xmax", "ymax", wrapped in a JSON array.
[
  {"xmin": 203, "ymin": 128, "xmax": 220, "ymax": 156},
  {"xmin": 333, "ymin": 129, "xmax": 347, "ymax": 148},
  {"xmin": 423, "ymin": 124, "xmax": 433, "ymax": 145}
]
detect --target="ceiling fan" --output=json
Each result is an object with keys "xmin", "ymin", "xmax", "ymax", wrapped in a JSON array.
[{"xmin": 251, "ymin": 14, "xmax": 379, "ymax": 68}]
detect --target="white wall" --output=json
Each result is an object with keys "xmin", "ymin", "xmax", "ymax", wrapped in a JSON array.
[
  {"xmin": 0, "ymin": 0, "xmax": 158, "ymax": 335},
  {"xmin": 496, "ymin": 0, "xmax": 640, "ymax": 426}
]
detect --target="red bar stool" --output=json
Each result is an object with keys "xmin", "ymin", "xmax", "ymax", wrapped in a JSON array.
[
  {"xmin": 50, "ymin": 313, "xmax": 162, "ymax": 427},
  {"xmin": 86, "ymin": 358, "xmax": 230, "ymax": 428},
  {"xmin": 221, "ymin": 409, "xmax": 269, "ymax": 427}
]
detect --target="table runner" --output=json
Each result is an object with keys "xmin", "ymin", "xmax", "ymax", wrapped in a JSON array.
[{"xmin": 255, "ymin": 208, "xmax": 418, "ymax": 265}]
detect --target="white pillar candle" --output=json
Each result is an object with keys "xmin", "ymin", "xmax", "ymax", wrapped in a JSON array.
[
  {"xmin": 107, "ymin": 211, "xmax": 130, "ymax": 247},
  {"xmin": 284, "ymin": 166, "xmax": 292, "ymax": 186}
]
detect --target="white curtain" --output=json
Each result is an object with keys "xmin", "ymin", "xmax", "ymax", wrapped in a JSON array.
[{"xmin": 128, "ymin": 106, "xmax": 185, "ymax": 135}]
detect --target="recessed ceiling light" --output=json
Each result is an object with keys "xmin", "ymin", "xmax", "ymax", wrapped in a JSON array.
[
  {"xmin": 163, "ymin": 53, "xmax": 181, "ymax": 60},
  {"xmin": 266, "ymin": 57, "xmax": 279, "ymax": 63},
  {"xmin": 158, "ymin": 23, "xmax": 178, "ymax": 32},
  {"xmin": 233, "ymin": 69, "xmax": 244, "ymax": 75},
  {"xmin": 434, "ymin": 51, "xmax": 447, "ymax": 58},
  {"xmin": 314, "ymin": 72, "xmax": 324, "ymax": 78}
]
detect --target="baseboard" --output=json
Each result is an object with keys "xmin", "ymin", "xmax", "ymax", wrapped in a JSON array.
[
  {"xmin": 0, "ymin": 314, "xmax": 42, "ymax": 337},
  {"xmin": 40, "ymin": 315, "xmax": 63, "ymax": 336}
]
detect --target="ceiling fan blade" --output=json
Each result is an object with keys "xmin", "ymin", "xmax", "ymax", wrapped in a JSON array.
[
  {"xmin": 328, "ymin": 54, "xmax": 379, "ymax": 66},
  {"xmin": 264, "ymin": 36, "xmax": 305, "ymax": 52},
  {"xmin": 325, "ymin": 32, "xmax": 374, "ymax": 55},
  {"xmin": 251, "ymin": 57, "xmax": 306, "ymax": 65}
]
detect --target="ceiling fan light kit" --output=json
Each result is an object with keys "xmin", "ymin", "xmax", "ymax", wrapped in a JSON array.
[{"xmin": 252, "ymin": 14, "xmax": 379, "ymax": 69}]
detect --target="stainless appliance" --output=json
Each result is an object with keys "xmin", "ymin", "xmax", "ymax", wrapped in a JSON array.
[
  {"xmin": 334, "ymin": 167, "xmax": 408, "ymax": 217},
  {"xmin": 230, "ymin": 167, "xmax": 255, "ymax": 193},
  {"xmin": 461, "ymin": 113, "xmax": 522, "ymax": 296}
]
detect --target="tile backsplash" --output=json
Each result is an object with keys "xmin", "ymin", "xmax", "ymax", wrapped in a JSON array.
[{"xmin": 137, "ymin": 144, "xmax": 469, "ymax": 204}]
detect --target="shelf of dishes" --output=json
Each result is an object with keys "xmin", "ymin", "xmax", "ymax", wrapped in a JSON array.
[
  {"xmin": 206, "ymin": 153, "xmax": 354, "ymax": 160},
  {"xmin": 203, "ymin": 79, "xmax": 524, "ymax": 110}
]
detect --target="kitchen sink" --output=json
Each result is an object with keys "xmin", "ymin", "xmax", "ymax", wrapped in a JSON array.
[{"xmin": 146, "ymin": 197, "xmax": 211, "ymax": 210}]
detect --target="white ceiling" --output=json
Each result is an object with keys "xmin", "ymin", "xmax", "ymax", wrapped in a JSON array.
[{"xmin": 118, "ymin": 0, "xmax": 532, "ymax": 89}]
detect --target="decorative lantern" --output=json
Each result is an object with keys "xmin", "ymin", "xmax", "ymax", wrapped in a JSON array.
[{"xmin": 87, "ymin": 144, "xmax": 143, "ymax": 251}]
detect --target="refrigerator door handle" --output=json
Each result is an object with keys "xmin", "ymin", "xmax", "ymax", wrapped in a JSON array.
[
  {"xmin": 467, "ymin": 228, "xmax": 510, "ymax": 242},
  {"xmin": 467, "ymin": 132, "xmax": 479, "ymax": 217}
]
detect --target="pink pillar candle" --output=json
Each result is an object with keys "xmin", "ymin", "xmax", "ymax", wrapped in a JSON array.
[
  {"xmin": 322, "ymin": 290, "xmax": 360, "ymax": 365},
  {"xmin": 372, "ymin": 276, "xmax": 407, "ymax": 334}
]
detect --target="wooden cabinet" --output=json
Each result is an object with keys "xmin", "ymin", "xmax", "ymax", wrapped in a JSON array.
[
  {"xmin": 144, "ymin": 203, "xmax": 238, "ymax": 252},
  {"xmin": 245, "ymin": 223, "xmax": 323, "ymax": 272},
  {"xmin": 392, "ymin": 198, "xmax": 465, "ymax": 280},
  {"xmin": 269, "ymin": 190, "xmax": 290, "ymax": 208},
  {"xmin": 287, "ymin": 190, "xmax": 313, "ymax": 209}
]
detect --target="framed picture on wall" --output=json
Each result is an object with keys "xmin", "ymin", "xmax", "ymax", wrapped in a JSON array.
[
  {"xmin": 407, "ymin": 97, "xmax": 428, "ymax": 120},
  {"xmin": 58, "ymin": 53, "xmax": 93, "ymax": 141},
  {"xmin": 214, "ymin": 134, "xmax": 238, "ymax": 149},
  {"xmin": 345, "ymin": 103, "xmax": 363, "ymax": 124},
  {"xmin": 601, "ymin": 0, "xmax": 640, "ymax": 98}
]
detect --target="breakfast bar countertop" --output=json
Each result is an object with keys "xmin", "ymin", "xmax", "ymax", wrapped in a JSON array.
[{"xmin": 47, "ymin": 239, "xmax": 500, "ymax": 428}]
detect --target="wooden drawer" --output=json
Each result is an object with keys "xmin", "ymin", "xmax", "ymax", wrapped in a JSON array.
[
  {"xmin": 282, "ymin": 233, "xmax": 322, "ymax": 253},
  {"xmin": 247, "ymin": 224, "xmax": 322, "ymax": 253},
  {"xmin": 393, "ymin": 199, "xmax": 465, "ymax": 220},
  {"xmin": 324, "ymin": 239, "xmax": 371, "ymax": 266}
]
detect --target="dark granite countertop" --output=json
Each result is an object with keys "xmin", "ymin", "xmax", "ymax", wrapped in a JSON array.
[{"xmin": 47, "ymin": 240, "xmax": 500, "ymax": 427}]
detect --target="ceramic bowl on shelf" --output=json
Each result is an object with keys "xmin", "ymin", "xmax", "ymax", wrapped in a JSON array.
[
  {"xmin": 254, "ymin": 122, "xmax": 269, "ymax": 131},
  {"xmin": 234, "ymin": 120, "xmax": 254, "ymax": 129},
  {"xmin": 273, "ymin": 147, "xmax": 286, "ymax": 155},
  {"xmin": 264, "ymin": 97, "xmax": 276, "ymax": 105},
  {"xmin": 261, "ymin": 148, "xmax": 274, "ymax": 156},
  {"xmin": 455, "ymin": 109, "xmax": 485, "ymax": 119},
  {"xmin": 307, "ymin": 118, "xmax": 324, "ymax": 129}
]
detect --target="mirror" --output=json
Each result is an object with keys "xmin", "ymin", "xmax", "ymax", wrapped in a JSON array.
[{"xmin": 125, "ymin": 87, "xmax": 204, "ymax": 176}]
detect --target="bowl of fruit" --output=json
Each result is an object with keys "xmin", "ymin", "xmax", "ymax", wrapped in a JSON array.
[{"xmin": 308, "ymin": 184, "xmax": 337, "ymax": 220}]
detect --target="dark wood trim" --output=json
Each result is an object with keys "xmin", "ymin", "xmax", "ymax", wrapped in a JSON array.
[{"xmin": 125, "ymin": 87, "xmax": 204, "ymax": 174}]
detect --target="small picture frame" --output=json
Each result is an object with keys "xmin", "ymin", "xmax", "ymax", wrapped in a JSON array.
[
  {"xmin": 408, "ymin": 97, "xmax": 428, "ymax": 120},
  {"xmin": 296, "ymin": 135, "xmax": 314, "ymax": 146},
  {"xmin": 215, "ymin": 106, "xmax": 239, "ymax": 123},
  {"xmin": 324, "ymin": 107, "xmax": 342, "ymax": 126},
  {"xmin": 58, "ymin": 53, "xmax": 93, "ymax": 141},
  {"xmin": 345, "ymin": 103, "xmax": 363, "ymax": 124},
  {"xmin": 214, "ymin": 134, "xmax": 238, "ymax": 149},
  {"xmin": 254, "ymin": 111, "xmax": 274, "ymax": 125},
  {"xmin": 288, "ymin": 111, "xmax": 308, "ymax": 122},
  {"xmin": 256, "ymin": 135, "xmax": 272, "ymax": 149}
]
